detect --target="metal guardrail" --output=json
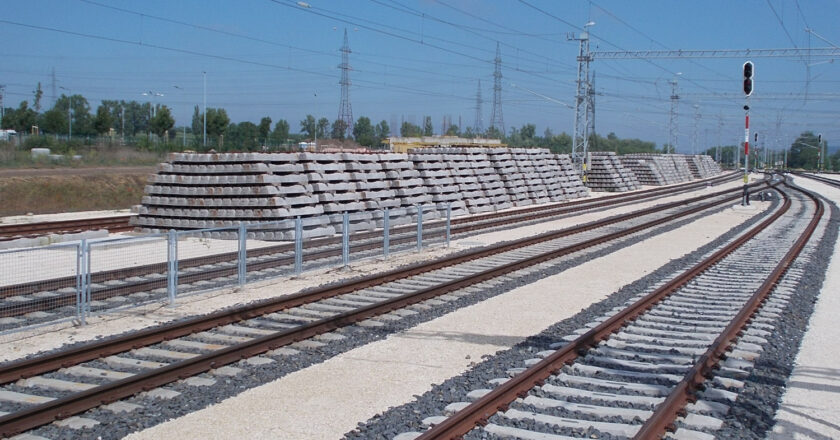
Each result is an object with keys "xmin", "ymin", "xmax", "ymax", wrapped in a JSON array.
[{"xmin": 0, "ymin": 203, "xmax": 452, "ymax": 333}]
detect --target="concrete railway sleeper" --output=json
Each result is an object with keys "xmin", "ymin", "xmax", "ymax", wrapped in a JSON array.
[
  {"xmin": 0, "ymin": 172, "xmax": 737, "ymax": 299},
  {"xmin": 0, "ymin": 174, "xmax": 744, "ymax": 323},
  {"xmin": 408, "ymin": 179, "xmax": 822, "ymax": 440},
  {"xmin": 0, "ymin": 176, "xmax": 761, "ymax": 438}
]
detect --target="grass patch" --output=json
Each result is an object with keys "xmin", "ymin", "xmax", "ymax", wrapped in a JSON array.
[{"xmin": 0, "ymin": 173, "xmax": 148, "ymax": 216}]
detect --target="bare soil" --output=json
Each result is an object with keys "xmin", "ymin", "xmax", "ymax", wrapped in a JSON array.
[{"xmin": 0, "ymin": 168, "xmax": 153, "ymax": 216}]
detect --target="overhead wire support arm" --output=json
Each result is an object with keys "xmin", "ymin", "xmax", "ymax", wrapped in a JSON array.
[{"xmin": 591, "ymin": 47, "xmax": 840, "ymax": 59}]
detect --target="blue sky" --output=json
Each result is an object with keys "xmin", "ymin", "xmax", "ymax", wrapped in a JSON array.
[{"xmin": 1, "ymin": 0, "xmax": 838, "ymax": 152}]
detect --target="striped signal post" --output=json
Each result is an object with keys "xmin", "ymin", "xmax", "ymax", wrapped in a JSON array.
[{"xmin": 742, "ymin": 61, "xmax": 754, "ymax": 206}]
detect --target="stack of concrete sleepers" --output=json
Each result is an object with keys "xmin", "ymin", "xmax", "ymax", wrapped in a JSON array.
[
  {"xmin": 463, "ymin": 148, "xmax": 512, "ymax": 211},
  {"xmin": 586, "ymin": 151, "xmax": 640, "ymax": 192},
  {"xmin": 407, "ymin": 150, "xmax": 469, "ymax": 217},
  {"xmin": 298, "ymin": 153, "xmax": 373, "ymax": 235},
  {"xmin": 555, "ymin": 154, "xmax": 589, "ymax": 198},
  {"xmin": 134, "ymin": 153, "xmax": 333, "ymax": 239},
  {"xmin": 668, "ymin": 154, "xmax": 695, "ymax": 182},
  {"xmin": 487, "ymin": 148, "xmax": 532, "ymax": 206},
  {"xmin": 691, "ymin": 154, "xmax": 722, "ymax": 178},
  {"xmin": 381, "ymin": 153, "xmax": 438, "ymax": 222},
  {"xmin": 510, "ymin": 148, "xmax": 551, "ymax": 204},
  {"xmin": 443, "ymin": 149, "xmax": 494, "ymax": 214},
  {"xmin": 531, "ymin": 149, "xmax": 566, "ymax": 202},
  {"xmin": 619, "ymin": 154, "xmax": 668, "ymax": 186}
]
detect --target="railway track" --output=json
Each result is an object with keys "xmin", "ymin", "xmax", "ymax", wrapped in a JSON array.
[
  {"xmin": 0, "ymin": 174, "xmax": 760, "ymax": 438},
  {"xmin": 402, "ymin": 178, "xmax": 822, "ymax": 440},
  {"xmin": 793, "ymin": 171, "xmax": 840, "ymax": 189},
  {"xmin": 0, "ymin": 216, "xmax": 133, "ymax": 242},
  {"xmin": 0, "ymin": 173, "xmax": 741, "ymax": 325}
]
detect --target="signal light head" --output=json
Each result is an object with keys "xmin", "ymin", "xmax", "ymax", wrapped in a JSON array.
[{"xmin": 743, "ymin": 61, "xmax": 754, "ymax": 96}]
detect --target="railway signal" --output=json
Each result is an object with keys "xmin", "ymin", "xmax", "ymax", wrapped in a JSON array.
[
  {"xmin": 742, "ymin": 61, "xmax": 754, "ymax": 206},
  {"xmin": 743, "ymin": 61, "xmax": 754, "ymax": 96}
]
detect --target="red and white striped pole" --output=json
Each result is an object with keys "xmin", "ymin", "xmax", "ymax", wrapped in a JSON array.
[{"xmin": 742, "ymin": 107, "xmax": 750, "ymax": 205}]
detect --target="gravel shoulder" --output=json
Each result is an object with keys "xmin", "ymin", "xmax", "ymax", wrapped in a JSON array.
[
  {"xmin": 767, "ymin": 176, "xmax": 840, "ymax": 439},
  {"xmin": 123, "ymin": 195, "xmax": 764, "ymax": 439},
  {"xmin": 0, "ymin": 181, "xmax": 743, "ymax": 363}
]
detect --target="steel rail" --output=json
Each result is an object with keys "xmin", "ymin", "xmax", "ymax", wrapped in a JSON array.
[
  {"xmin": 1, "ymin": 172, "xmax": 736, "ymax": 299},
  {"xmin": 792, "ymin": 172, "xmax": 840, "ymax": 189},
  {"xmin": 0, "ymin": 180, "xmax": 757, "ymax": 318},
  {"xmin": 634, "ymin": 180, "xmax": 824, "ymax": 438},
  {"xmin": 0, "ymin": 182, "xmax": 759, "ymax": 437},
  {"xmin": 0, "ymin": 216, "xmax": 133, "ymax": 240},
  {"xmin": 0, "ymin": 180, "xmax": 763, "ymax": 383},
  {"xmin": 0, "ymin": 174, "xmax": 740, "ymax": 304},
  {"xmin": 415, "ymin": 182, "xmax": 794, "ymax": 440}
]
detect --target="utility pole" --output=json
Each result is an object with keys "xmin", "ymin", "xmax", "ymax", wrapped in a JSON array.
[
  {"xmin": 337, "ymin": 28, "xmax": 354, "ymax": 138},
  {"xmin": 668, "ymin": 74, "xmax": 681, "ymax": 154},
  {"xmin": 473, "ymin": 80, "xmax": 483, "ymax": 135},
  {"xmin": 692, "ymin": 104, "xmax": 700, "ymax": 155},
  {"xmin": 0, "ymin": 85, "xmax": 5, "ymax": 128},
  {"xmin": 568, "ymin": 21, "xmax": 595, "ymax": 177},
  {"xmin": 203, "ymin": 71, "xmax": 207, "ymax": 148},
  {"xmin": 490, "ymin": 42, "xmax": 505, "ymax": 137}
]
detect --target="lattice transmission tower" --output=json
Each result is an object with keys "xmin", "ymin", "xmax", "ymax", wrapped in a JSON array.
[
  {"xmin": 568, "ymin": 24, "xmax": 594, "ymax": 175},
  {"xmin": 473, "ymin": 80, "xmax": 484, "ymax": 134},
  {"xmin": 337, "ymin": 28, "xmax": 354, "ymax": 138},
  {"xmin": 668, "ymin": 76, "xmax": 680, "ymax": 154},
  {"xmin": 490, "ymin": 43, "xmax": 504, "ymax": 137}
]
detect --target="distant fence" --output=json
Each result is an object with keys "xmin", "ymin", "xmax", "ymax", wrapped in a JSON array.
[{"xmin": 0, "ymin": 203, "xmax": 452, "ymax": 334}]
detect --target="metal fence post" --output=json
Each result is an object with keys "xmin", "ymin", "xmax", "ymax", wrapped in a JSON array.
[
  {"xmin": 75, "ymin": 241, "xmax": 85, "ymax": 325},
  {"xmin": 167, "ymin": 229, "xmax": 178, "ymax": 306},
  {"xmin": 342, "ymin": 212, "xmax": 350, "ymax": 267},
  {"xmin": 446, "ymin": 202, "xmax": 452, "ymax": 247},
  {"xmin": 238, "ymin": 224, "xmax": 247, "ymax": 286},
  {"xmin": 416, "ymin": 204, "xmax": 423, "ymax": 251},
  {"xmin": 79, "ymin": 239, "xmax": 90, "ymax": 325},
  {"xmin": 383, "ymin": 208, "xmax": 390, "ymax": 259},
  {"xmin": 294, "ymin": 216, "xmax": 303, "ymax": 275}
]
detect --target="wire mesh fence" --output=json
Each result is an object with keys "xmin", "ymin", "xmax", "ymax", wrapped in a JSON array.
[
  {"xmin": 0, "ymin": 242, "xmax": 81, "ymax": 330},
  {"xmin": 0, "ymin": 202, "xmax": 452, "ymax": 334}
]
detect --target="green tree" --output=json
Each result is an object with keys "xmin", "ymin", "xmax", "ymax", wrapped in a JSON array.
[
  {"xmin": 300, "ymin": 114, "xmax": 316, "ymax": 139},
  {"xmin": 205, "ymin": 108, "xmax": 230, "ymax": 138},
  {"xmin": 486, "ymin": 126, "xmax": 502, "ymax": 139},
  {"xmin": 520, "ymin": 123, "xmax": 536, "ymax": 140},
  {"xmin": 423, "ymin": 116, "xmax": 433, "ymax": 136},
  {"xmin": 191, "ymin": 105, "xmax": 203, "ymax": 138},
  {"xmin": 788, "ymin": 131, "xmax": 821, "ymax": 169},
  {"xmin": 150, "ymin": 105, "xmax": 175, "ymax": 137},
  {"xmin": 40, "ymin": 108, "xmax": 66, "ymax": 134},
  {"xmin": 2, "ymin": 101, "xmax": 38, "ymax": 132},
  {"xmin": 400, "ymin": 121, "xmax": 422, "ymax": 137},
  {"xmin": 258, "ymin": 117, "xmax": 272, "ymax": 143},
  {"xmin": 331, "ymin": 119, "xmax": 348, "ymax": 140},
  {"xmin": 317, "ymin": 117, "xmax": 330, "ymax": 139},
  {"xmin": 445, "ymin": 124, "xmax": 460, "ymax": 136},
  {"xmin": 353, "ymin": 116, "xmax": 375, "ymax": 146},
  {"xmin": 93, "ymin": 105, "xmax": 114, "ymax": 134},
  {"xmin": 225, "ymin": 121, "xmax": 259, "ymax": 151},
  {"xmin": 272, "ymin": 119, "xmax": 290, "ymax": 144},
  {"xmin": 375, "ymin": 120, "xmax": 390, "ymax": 139}
]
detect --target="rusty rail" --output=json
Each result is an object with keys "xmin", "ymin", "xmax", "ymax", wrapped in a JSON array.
[
  {"xmin": 0, "ymin": 215, "xmax": 133, "ymax": 241},
  {"xmin": 634, "ymin": 180, "xmax": 823, "ymax": 438},
  {"xmin": 416, "ymin": 181, "xmax": 800, "ymax": 440},
  {"xmin": 0, "ymin": 177, "xmax": 751, "ymax": 437}
]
